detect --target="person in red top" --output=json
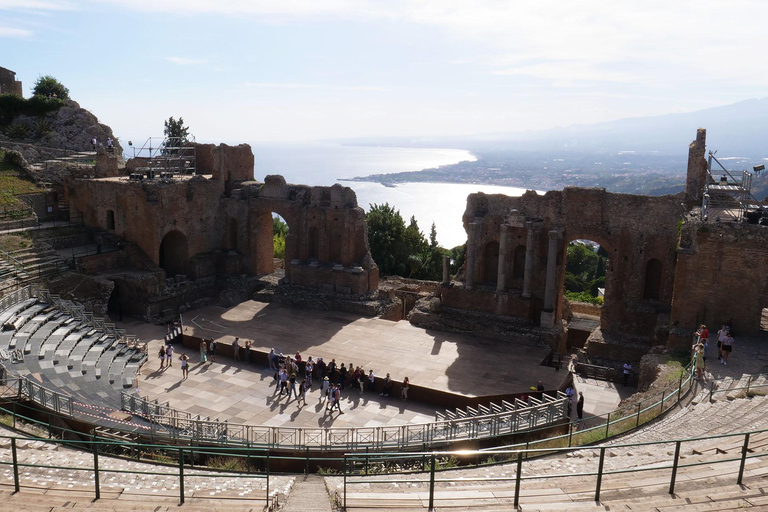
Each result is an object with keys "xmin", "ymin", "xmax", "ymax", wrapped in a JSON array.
[{"xmin": 696, "ymin": 324, "xmax": 709, "ymax": 346}]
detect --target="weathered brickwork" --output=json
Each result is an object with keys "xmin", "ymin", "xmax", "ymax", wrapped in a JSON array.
[
  {"xmin": 0, "ymin": 66, "xmax": 22, "ymax": 96},
  {"xmin": 67, "ymin": 144, "xmax": 378, "ymax": 296}
]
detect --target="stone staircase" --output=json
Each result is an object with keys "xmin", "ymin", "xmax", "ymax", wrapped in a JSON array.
[
  {"xmin": 0, "ymin": 246, "xmax": 66, "ymax": 293},
  {"xmin": 0, "ymin": 294, "xmax": 148, "ymax": 430},
  {"xmin": 328, "ymin": 373, "xmax": 768, "ymax": 511}
]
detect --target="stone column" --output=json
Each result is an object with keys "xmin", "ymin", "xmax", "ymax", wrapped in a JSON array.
[
  {"xmin": 442, "ymin": 255, "xmax": 450, "ymax": 285},
  {"xmin": 540, "ymin": 230, "xmax": 561, "ymax": 328},
  {"xmin": 465, "ymin": 222, "xmax": 480, "ymax": 289},
  {"xmin": 522, "ymin": 222, "xmax": 537, "ymax": 298},
  {"xmin": 496, "ymin": 224, "xmax": 508, "ymax": 292}
]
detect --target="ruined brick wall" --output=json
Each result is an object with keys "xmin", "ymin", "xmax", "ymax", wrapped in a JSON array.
[
  {"xmin": 67, "ymin": 145, "xmax": 378, "ymax": 295},
  {"xmin": 458, "ymin": 187, "xmax": 683, "ymax": 343},
  {"xmin": 668, "ymin": 220, "xmax": 768, "ymax": 349},
  {"xmin": 685, "ymin": 128, "xmax": 708, "ymax": 205},
  {"xmin": 0, "ymin": 67, "xmax": 22, "ymax": 96}
]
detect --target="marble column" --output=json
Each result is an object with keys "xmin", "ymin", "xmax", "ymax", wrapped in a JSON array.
[
  {"xmin": 465, "ymin": 222, "xmax": 480, "ymax": 289},
  {"xmin": 442, "ymin": 255, "xmax": 450, "ymax": 285},
  {"xmin": 496, "ymin": 224, "xmax": 508, "ymax": 292},
  {"xmin": 522, "ymin": 222, "xmax": 537, "ymax": 298}
]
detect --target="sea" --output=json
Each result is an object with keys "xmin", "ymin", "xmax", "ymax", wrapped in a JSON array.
[{"xmin": 251, "ymin": 142, "xmax": 533, "ymax": 248}]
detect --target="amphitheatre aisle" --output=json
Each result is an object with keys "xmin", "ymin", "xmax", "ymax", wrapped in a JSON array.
[{"xmin": 119, "ymin": 299, "xmax": 568, "ymax": 429}]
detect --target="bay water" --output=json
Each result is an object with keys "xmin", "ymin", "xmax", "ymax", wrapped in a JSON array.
[{"xmin": 251, "ymin": 142, "xmax": 532, "ymax": 248}]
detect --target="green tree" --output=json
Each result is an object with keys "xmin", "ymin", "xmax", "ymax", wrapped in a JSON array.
[
  {"xmin": 273, "ymin": 216, "xmax": 288, "ymax": 258},
  {"xmin": 366, "ymin": 203, "xmax": 408, "ymax": 276},
  {"xmin": 163, "ymin": 116, "xmax": 191, "ymax": 154},
  {"xmin": 32, "ymin": 75, "xmax": 70, "ymax": 100}
]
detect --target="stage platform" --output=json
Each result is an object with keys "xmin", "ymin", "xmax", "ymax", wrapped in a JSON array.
[{"xmin": 120, "ymin": 300, "xmax": 569, "ymax": 431}]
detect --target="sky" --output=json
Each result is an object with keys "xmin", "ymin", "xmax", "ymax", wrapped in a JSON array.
[{"xmin": 1, "ymin": 0, "xmax": 767, "ymax": 145}]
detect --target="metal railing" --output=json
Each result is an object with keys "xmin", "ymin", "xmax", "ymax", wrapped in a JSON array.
[
  {"xmin": 340, "ymin": 426, "xmax": 768, "ymax": 510},
  {"xmin": 120, "ymin": 390, "xmax": 569, "ymax": 451}
]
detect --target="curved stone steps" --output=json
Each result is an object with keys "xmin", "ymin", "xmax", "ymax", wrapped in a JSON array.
[
  {"xmin": 65, "ymin": 331, "xmax": 103, "ymax": 373},
  {"xmin": 0, "ymin": 298, "xmax": 36, "ymax": 326}
]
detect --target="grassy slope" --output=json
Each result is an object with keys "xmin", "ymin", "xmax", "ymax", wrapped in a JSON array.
[{"xmin": 0, "ymin": 149, "xmax": 40, "ymax": 214}]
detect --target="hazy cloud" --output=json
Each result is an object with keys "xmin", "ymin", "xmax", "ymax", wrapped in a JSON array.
[
  {"xmin": 0, "ymin": 26, "xmax": 32, "ymax": 36},
  {"xmin": 243, "ymin": 82, "xmax": 388, "ymax": 92},
  {"xmin": 166, "ymin": 56, "xmax": 208, "ymax": 66},
  {"xmin": 0, "ymin": 0, "xmax": 75, "ymax": 10}
]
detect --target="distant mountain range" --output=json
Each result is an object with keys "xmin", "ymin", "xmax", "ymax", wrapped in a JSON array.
[{"xmin": 337, "ymin": 97, "xmax": 768, "ymax": 157}]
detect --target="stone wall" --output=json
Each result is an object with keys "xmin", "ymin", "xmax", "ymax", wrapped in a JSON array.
[
  {"xmin": 668, "ymin": 219, "xmax": 768, "ymax": 349},
  {"xmin": 67, "ymin": 145, "xmax": 379, "ymax": 299},
  {"xmin": 0, "ymin": 66, "xmax": 22, "ymax": 96},
  {"xmin": 456, "ymin": 186, "xmax": 682, "ymax": 346}
]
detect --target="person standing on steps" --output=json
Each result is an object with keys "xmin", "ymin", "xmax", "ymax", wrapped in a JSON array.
[
  {"xmin": 297, "ymin": 379, "xmax": 307, "ymax": 406},
  {"xmin": 721, "ymin": 331, "xmax": 734, "ymax": 365},
  {"xmin": 576, "ymin": 392, "xmax": 584, "ymax": 424},
  {"xmin": 165, "ymin": 343, "xmax": 174, "ymax": 367},
  {"xmin": 716, "ymin": 325, "xmax": 728, "ymax": 361},
  {"xmin": 623, "ymin": 361, "xmax": 632, "ymax": 387},
  {"xmin": 694, "ymin": 342, "xmax": 705, "ymax": 379}
]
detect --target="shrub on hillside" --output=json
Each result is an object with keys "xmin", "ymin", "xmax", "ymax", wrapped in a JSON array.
[
  {"xmin": 32, "ymin": 75, "xmax": 70, "ymax": 100},
  {"xmin": 0, "ymin": 94, "xmax": 65, "ymax": 126}
]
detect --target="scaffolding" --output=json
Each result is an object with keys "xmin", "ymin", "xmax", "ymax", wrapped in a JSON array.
[
  {"xmin": 126, "ymin": 136, "xmax": 196, "ymax": 181},
  {"xmin": 702, "ymin": 151, "xmax": 764, "ymax": 223}
]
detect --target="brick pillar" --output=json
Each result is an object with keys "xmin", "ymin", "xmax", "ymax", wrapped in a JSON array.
[
  {"xmin": 496, "ymin": 224, "xmax": 508, "ymax": 292},
  {"xmin": 540, "ymin": 230, "xmax": 561, "ymax": 328},
  {"xmin": 442, "ymin": 255, "xmax": 450, "ymax": 284},
  {"xmin": 465, "ymin": 222, "xmax": 480, "ymax": 289},
  {"xmin": 522, "ymin": 222, "xmax": 538, "ymax": 298},
  {"xmin": 685, "ymin": 128, "xmax": 708, "ymax": 204}
]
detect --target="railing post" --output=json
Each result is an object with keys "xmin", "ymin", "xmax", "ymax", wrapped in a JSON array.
[
  {"xmin": 343, "ymin": 455, "xmax": 347, "ymax": 512},
  {"xmin": 266, "ymin": 450, "xmax": 271, "ymax": 510},
  {"xmin": 428, "ymin": 453, "xmax": 436, "ymax": 512},
  {"xmin": 659, "ymin": 390, "xmax": 665, "ymax": 414},
  {"xmin": 92, "ymin": 442, "xmax": 100, "ymax": 500},
  {"xmin": 568, "ymin": 422, "xmax": 573, "ymax": 447},
  {"xmin": 178, "ymin": 448, "xmax": 185, "ymax": 504},
  {"xmin": 604, "ymin": 412, "xmax": 610, "ymax": 438},
  {"xmin": 594, "ymin": 447, "xmax": 605, "ymax": 503},
  {"xmin": 746, "ymin": 375, "xmax": 751, "ymax": 396},
  {"xmin": 514, "ymin": 451, "xmax": 523, "ymax": 510},
  {"xmin": 709, "ymin": 381, "xmax": 714, "ymax": 401},
  {"xmin": 677, "ymin": 372, "xmax": 683, "ymax": 402},
  {"xmin": 11, "ymin": 438, "xmax": 19, "ymax": 493},
  {"xmin": 636, "ymin": 402, "xmax": 641, "ymax": 427},
  {"xmin": 738, "ymin": 433, "xmax": 751, "ymax": 485},
  {"xmin": 669, "ymin": 440, "xmax": 681, "ymax": 494}
]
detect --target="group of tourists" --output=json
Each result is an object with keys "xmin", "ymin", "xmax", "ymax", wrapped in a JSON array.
[
  {"xmin": 158, "ymin": 342, "xmax": 190, "ymax": 380},
  {"xmin": 693, "ymin": 323, "xmax": 736, "ymax": 379}
]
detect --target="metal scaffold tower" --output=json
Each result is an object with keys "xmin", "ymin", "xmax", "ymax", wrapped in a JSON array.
[
  {"xmin": 126, "ymin": 137, "xmax": 196, "ymax": 181},
  {"xmin": 702, "ymin": 150, "xmax": 766, "ymax": 224}
]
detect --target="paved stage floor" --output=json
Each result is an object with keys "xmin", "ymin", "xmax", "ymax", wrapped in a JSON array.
[{"xmin": 118, "ymin": 300, "xmax": 569, "ymax": 430}]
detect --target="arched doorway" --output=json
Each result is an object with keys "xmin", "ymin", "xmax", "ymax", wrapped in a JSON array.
[
  {"xmin": 563, "ymin": 239, "xmax": 608, "ymax": 305},
  {"xmin": 159, "ymin": 230, "xmax": 188, "ymax": 277},
  {"xmin": 272, "ymin": 213, "xmax": 289, "ymax": 271}
]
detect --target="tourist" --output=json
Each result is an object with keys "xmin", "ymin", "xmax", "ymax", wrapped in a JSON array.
[
  {"xmin": 368, "ymin": 370, "xmax": 375, "ymax": 392},
  {"xmin": 305, "ymin": 358, "xmax": 314, "ymax": 389},
  {"xmin": 317, "ymin": 357, "xmax": 326, "ymax": 379},
  {"xmin": 91, "ymin": 137, "xmax": 97, "ymax": 151},
  {"xmin": 278, "ymin": 368, "xmax": 288, "ymax": 395},
  {"xmin": 298, "ymin": 379, "xmax": 307, "ymax": 406},
  {"xmin": 401, "ymin": 377, "xmax": 410, "ymax": 400},
  {"xmin": 695, "ymin": 324, "xmax": 709, "ymax": 347},
  {"xmin": 381, "ymin": 373, "xmax": 392, "ymax": 397},
  {"xmin": 722, "ymin": 331, "xmax": 734, "ymax": 365},
  {"xmin": 244, "ymin": 340, "xmax": 252, "ymax": 363},
  {"xmin": 321, "ymin": 376, "xmax": 331, "ymax": 402},
  {"xmin": 158, "ymin": 345, "xmax": 166, "ymax": 369},
  {"xmin": 233, "ymin": 337, "xmax": 241, "ymax": 361},
  {"xmin": 331, "ymin": 384, "xmax": 344, "ymax": 414},
  {"xmin": 106, "ymin": 137, "xmax": 113, "ymax": 151},
  {"xmin": 328, "ymin": 359, "xmax": 337, "ymax": 383},
  {"xmin": 576, "ymin": 392, "xmax": 584, "ymax": 423},
  {"xmin": 295, "ymin": 351, "xmax": 302, "ymax": 363},
  {"xmin": 537, "ymin": 381, "xmax": 544, "ymax": 392},
  {"xmin": 326, "ymin": 384, "xmax": 337, "ymax": 412},
  {"xmin": 200, "ymin": 340, "xmax": 207, "ymax": 363},
  {"xmin": 165, "ymin": 343, "xmax": 174, "ymax": 367},
  {"xmin": 623, "ymin": 362, "xmax": 632, "ymax": 387},
  {"xmin": 339, "ymin": 363, "xmax": 347, "ymax": 389},
  {"xmin": 357, "ymin": 367, "xmax": 365, "ymax": 395},
  {"xmin": 716, "ymin": 325, "xmax": 728, "ymax": 361},
  {"xmin": 269, "ymin": 348, "xmax": 278, "ymax": 369},
  {"xmin": 694, "ymin": 342, "xmax": 705, "ymax": 378},
  {"xmin": 289, "ymin": 373, "xmax": 298, "ymax": 400},
  {"xmin": 180, "ymin": 354, "xmax": 189, "ymax": 379},
  {"xmin": 209, "ymin": 338, "xmax": 217, "ymax": 362}
]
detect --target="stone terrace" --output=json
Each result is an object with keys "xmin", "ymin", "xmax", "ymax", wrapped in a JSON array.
[{"xmin": 125, "ymin": 299, "xmax": 568, "ymax": 430}]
